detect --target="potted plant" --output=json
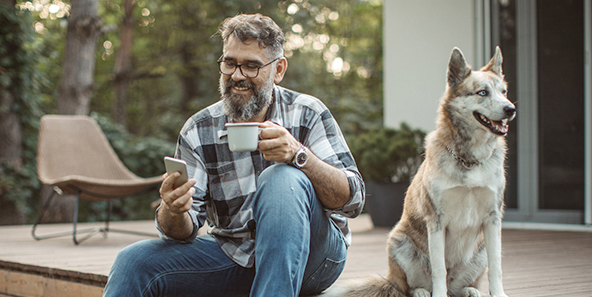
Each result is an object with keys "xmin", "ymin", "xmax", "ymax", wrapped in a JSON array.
[{"xmin": 348, "ymin": 123, "xmax": 426, "ymax": 227}]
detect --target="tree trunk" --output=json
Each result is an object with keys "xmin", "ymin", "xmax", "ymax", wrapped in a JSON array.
[
  {"xmin": 51, "ymin": 0, "xmax": 103, "ymax": 223},
  {"xmin": 113, "ymin": 0, "xmax": 135, "ymax": 127},
  {"xmin": 179, "ymin": 44, "xmax": 200, "ymax": 119},
  {"xmin": 57, "ymin": 0, "xmax": 102, "ymax": 115}
]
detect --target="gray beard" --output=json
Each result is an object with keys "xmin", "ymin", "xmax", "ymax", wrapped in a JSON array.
[{"xmin": 220, "ymin": 76, "xmax": 274, "ymax": 122}]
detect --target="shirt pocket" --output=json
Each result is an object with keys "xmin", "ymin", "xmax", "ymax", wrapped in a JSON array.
[{"xmin": 205, "ymin": 161, "xmax": 237, "ymax": 196}]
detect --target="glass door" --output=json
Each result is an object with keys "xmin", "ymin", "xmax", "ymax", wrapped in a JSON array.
[
  {"xmin": 537, "ymin": 0, "xmax": 585, "ymax": 215},
  {"xmin": 491, "ymin": 0, "xmax": 588, "ymax": 224}
]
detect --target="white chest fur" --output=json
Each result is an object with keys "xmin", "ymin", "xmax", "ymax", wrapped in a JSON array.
[
  {"xmin": 437, "ymin": 186, "xmax": 496, "ymax": 266},
  {"xmin": 440, "ymin": 186, "xmax": 495, "ymax": 225}
]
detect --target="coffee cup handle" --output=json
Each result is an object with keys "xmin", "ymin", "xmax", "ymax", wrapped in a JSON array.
[{"xmin": 257, "ymin": 127, "xmax": 263, "ymax": 142}]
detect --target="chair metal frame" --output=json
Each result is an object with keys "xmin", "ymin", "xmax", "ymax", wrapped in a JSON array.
[{"xmin": 32, "ymin": 186, "xmax": 158, "ymax": 245}]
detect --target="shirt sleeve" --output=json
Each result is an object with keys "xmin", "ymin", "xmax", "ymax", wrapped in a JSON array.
[
  {"xmin": 154, "ymin": 125, "xmax": 210, "ymax": 242},
  {"xmin": 302, "ymin": 107, "xmax": 365, "ymax": 218}
]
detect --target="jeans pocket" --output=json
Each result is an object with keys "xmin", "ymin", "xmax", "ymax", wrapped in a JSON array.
[{"xmin": 300, "ymin": 257, "xmax": 346, "ymax": 295}]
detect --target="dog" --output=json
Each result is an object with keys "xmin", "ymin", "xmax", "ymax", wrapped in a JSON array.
[{"xmin": 326, "ymin": 47, "xmax": 515, "ymax": 297}]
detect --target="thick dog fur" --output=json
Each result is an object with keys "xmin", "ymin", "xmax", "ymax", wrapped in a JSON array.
[{"xmin": 325, "ymin": 47, "xmax": 515, "ymax": 297}]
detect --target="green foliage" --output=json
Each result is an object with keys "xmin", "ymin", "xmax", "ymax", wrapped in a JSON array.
[
  {"xmin": 348, "ymin": 124, "xmax": 426, "ymax": 183},
  {"xmin": 0, "ymin": 3, "xmax": 44, "ymax": 221},
  {"xmin": 279, "ymin": 0, "xmax": 384, "ymax": 135},
  {"xmin": 91, "ymin": 112, "xmax": 175, "ymax": 177},
  {"xmin": 89, "ymin": 0, "xmax": 383, "ymax": 138}
]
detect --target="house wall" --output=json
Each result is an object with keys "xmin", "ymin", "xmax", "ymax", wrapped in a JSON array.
[{"xmin": 383, "ymin": 0, "xmax": 478, "ymax": 132}]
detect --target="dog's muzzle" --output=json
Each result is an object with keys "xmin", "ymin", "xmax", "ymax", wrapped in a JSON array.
[{"xmin": 474, "ymin": 105, "xmax": 515, "ymax": 136}]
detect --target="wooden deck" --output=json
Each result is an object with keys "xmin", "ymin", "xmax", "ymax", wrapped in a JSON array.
[{"xmin": 0, "ymin": 215, "xmax": 591, "ymax": 297}]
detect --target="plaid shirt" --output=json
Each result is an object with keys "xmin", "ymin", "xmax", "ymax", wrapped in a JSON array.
[{"xmin": 156, "ymin": 85, "xmax": 365, "ymax": 268}]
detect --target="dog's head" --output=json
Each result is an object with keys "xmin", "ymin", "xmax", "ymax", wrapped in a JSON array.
[{"xmin": 443, "ymin": 47, "xmax": 516, "ymax": 136}]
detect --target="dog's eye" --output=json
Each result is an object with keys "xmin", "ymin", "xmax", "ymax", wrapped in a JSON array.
[
  {"xmin": 501, "ymin": 89, "xmax": 508, "ymax": 95},
  {"xmin": 477, "ymin": 90, "xmax": 488, "ymax": 96}
]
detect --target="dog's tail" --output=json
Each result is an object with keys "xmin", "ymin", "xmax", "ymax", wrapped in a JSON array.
[{"xmin": 322, "ymin": 275, "xmax": 406, "ymax": 297}]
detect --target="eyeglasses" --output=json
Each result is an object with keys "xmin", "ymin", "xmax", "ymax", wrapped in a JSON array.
[{"xmin": 217, "ymin": 57, "xmax": 281, "ymax": 78}]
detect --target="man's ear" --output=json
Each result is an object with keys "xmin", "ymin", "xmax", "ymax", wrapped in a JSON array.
[{"xmin": 273, "ymin": 57, "xmax": 288, "ymax": 84}]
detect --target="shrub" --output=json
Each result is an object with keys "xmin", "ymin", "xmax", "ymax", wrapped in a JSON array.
[{"xmin": 348, "ymin": 123, "xmax": 425, "ymax": 183}]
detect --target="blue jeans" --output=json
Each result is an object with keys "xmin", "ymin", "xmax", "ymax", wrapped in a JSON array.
[{"xmin": 103, "ymin": 164, "xmax": 348, "ymax": 297}]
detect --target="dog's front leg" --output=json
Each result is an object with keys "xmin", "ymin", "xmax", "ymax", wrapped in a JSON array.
[
  {"xmin": 483, "ymin": 217, "xmax": 508, "ymax": 297},
  {"xmin": 427, "ymin": 219, "xmax": 448, "ymax": 297}
]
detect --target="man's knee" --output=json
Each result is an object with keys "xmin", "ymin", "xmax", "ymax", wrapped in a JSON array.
[
  {"xmin": 258, "ymin": 163, "xmax": 308, "ymax": 186},
  {"xmin": 111, "ymin": 239, "xmax": 157, "ymax": 275},
  {"xmin": 254, "ymin": 164, "xmax": 315, "ymax": 212},
  {"xmin": 257, "ymin": 164, "xmax": 314, "ymax": 199}
]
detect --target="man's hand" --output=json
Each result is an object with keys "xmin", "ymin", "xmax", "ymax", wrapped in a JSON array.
[
  {"xmin": 157, "ymin": 172, "xmax": 196, "ymax": 240},
  {"xmin": 256, "ymin": 121, "xmax": 350, "ymax": 209},
  {"xmin": 159, "ymin": 172, "xmax": 196, "ymax": 215},
  {"xmin": 257, "ymin": 121, "xmax": 300, "ymax": 163}
]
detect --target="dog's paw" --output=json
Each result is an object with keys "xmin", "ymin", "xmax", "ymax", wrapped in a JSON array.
[
  {"xmin": 461, "ymin": 287, "xmax": 481, "ymax": 297},
  {"xmin": 491, "ymin": 294, "xmax": 508, "ymax": 297},
  {"xmin": 410, "ymin": 288, "xmax": 432, "ymax": 297}
]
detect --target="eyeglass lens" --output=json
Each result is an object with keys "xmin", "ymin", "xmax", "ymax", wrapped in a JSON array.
[{"xmin": 219, "ymin": 62, "xmax": 259, "ymax": 78}]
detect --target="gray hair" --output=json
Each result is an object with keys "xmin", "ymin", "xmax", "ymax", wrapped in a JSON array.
[{"xmin": 218, "ymin": 13, "xmax": 285, "ymax": 59}]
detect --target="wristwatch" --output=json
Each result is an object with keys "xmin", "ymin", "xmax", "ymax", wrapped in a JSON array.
[{"xmin": 291, "ymin": 144, "xmax": 308, "ymax": 169}]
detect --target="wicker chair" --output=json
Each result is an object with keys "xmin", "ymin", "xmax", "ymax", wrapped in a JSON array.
[{"xmin": 33, "ymin": 115, "xmax": 163, "ymax": 244}]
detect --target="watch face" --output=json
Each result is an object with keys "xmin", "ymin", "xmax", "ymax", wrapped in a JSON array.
[{"xmin": 297, "ymin": 152, "xmax": 307, "ymax": 165}]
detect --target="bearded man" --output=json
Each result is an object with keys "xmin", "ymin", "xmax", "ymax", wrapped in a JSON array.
[{"xmin": 103, "ymin": 13, "xmax": 365, "ymax": 297}]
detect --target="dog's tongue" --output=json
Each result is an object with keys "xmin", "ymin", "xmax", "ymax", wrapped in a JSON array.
[{"xmin": 492, "ymin": 120, "xmax": 508, "ymax": 134}]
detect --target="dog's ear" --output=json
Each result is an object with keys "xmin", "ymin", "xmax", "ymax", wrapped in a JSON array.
[
  {"xmin": 447, "ymin": 48, "xmax": 472, "ymax": 88},
  {"xmin": 481, "ymin": 46, "xmax": 503, "ymax": 77}
]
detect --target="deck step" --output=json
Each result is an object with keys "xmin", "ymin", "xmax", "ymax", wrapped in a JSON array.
[{"xmin": 0, "ymin": 261, "xmax": 105, "ymax": 297}]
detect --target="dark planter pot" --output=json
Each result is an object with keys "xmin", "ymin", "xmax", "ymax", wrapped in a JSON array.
[{"xmin": 364, "ymin": 181, "xmax": 409, "ymax": 228}]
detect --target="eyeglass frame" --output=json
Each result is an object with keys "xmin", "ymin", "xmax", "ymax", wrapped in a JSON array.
[{"xmin": 217, "ymin": 56, "xmax": 282, "ymax": 78}]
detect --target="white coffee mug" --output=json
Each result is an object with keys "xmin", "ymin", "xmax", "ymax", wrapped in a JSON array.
[{"xmin": 225, "ymin": 122, "xmax": 261, "ymax": 152}]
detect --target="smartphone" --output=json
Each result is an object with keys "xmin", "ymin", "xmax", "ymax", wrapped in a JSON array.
[{"xmin": 164, "ymin": 156, "xmax": 189, "ymax": 188}]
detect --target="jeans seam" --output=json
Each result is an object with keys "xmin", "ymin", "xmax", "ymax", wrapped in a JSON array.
[
  {"xmin": 141, "ymin": 262, "xmax": 241, "ymax": 297},
  {"xmin": 301, "ymin": 257, "xmax": 346, "ymax": 293}
]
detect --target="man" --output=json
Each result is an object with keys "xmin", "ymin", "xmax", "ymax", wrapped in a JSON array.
[{"xmin": 103, "ymin": 13, "xmax": 365, "ymax": 297}]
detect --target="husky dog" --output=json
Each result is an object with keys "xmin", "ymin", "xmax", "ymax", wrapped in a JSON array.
[{"xmin": 328, "ymin": 47, "xmax": 515, "ymax": 297}]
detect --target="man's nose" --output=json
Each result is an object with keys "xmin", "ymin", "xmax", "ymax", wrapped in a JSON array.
[{"xmin": 231, "ymin": 67, "xmax": 247, "ymax": 80}]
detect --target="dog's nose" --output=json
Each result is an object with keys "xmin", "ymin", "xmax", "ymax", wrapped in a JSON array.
[{"xmin": 504, "ymin": 106, "xmax": 516, "ymax": 118}]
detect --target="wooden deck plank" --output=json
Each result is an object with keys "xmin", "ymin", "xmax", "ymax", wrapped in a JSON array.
[
  {"xmin": 0, "ymin": 221, "xmax": 158, "ymax": 277},
  {"xmin": 1, "ymin": 216, "xmax": 591, "ymax": 296}
]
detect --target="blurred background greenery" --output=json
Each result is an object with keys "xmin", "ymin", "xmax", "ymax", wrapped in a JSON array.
[{"xmin": 0, "ymin": 0, "xmax": 383, "ymax": 224}]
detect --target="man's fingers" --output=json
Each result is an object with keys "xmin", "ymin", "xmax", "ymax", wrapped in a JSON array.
[
  {"xmin": 174, "ymin": 178, "xmax": 196, "ymax": 195},
  {"xmin": 182, "ymin": 188, "xmax": 196, "ymax": 210},
  {"xmin": 258, "ymin": 120, "xmax": 276, "ymax": 129},
  {"xmin": 258, "ymin": 125, "xmax": 284, "ymax": 140},
  {"xmin": 170, "ymin": 187, "xmax": 195, "ymax": 213},
  {"xmin": 256, "ymin": 120, "xmax": 300, "ymax": 163},
  {"xmin": 259, "ymin": 137, "xmax": 297, "ymax": 163},
  {"xmin": 159, "ymin": 174, "xmax": 196, "ymax": 214},
  {"xmin": 160, "ymin": 172, "xmax": 180, "ymax": 195}
]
